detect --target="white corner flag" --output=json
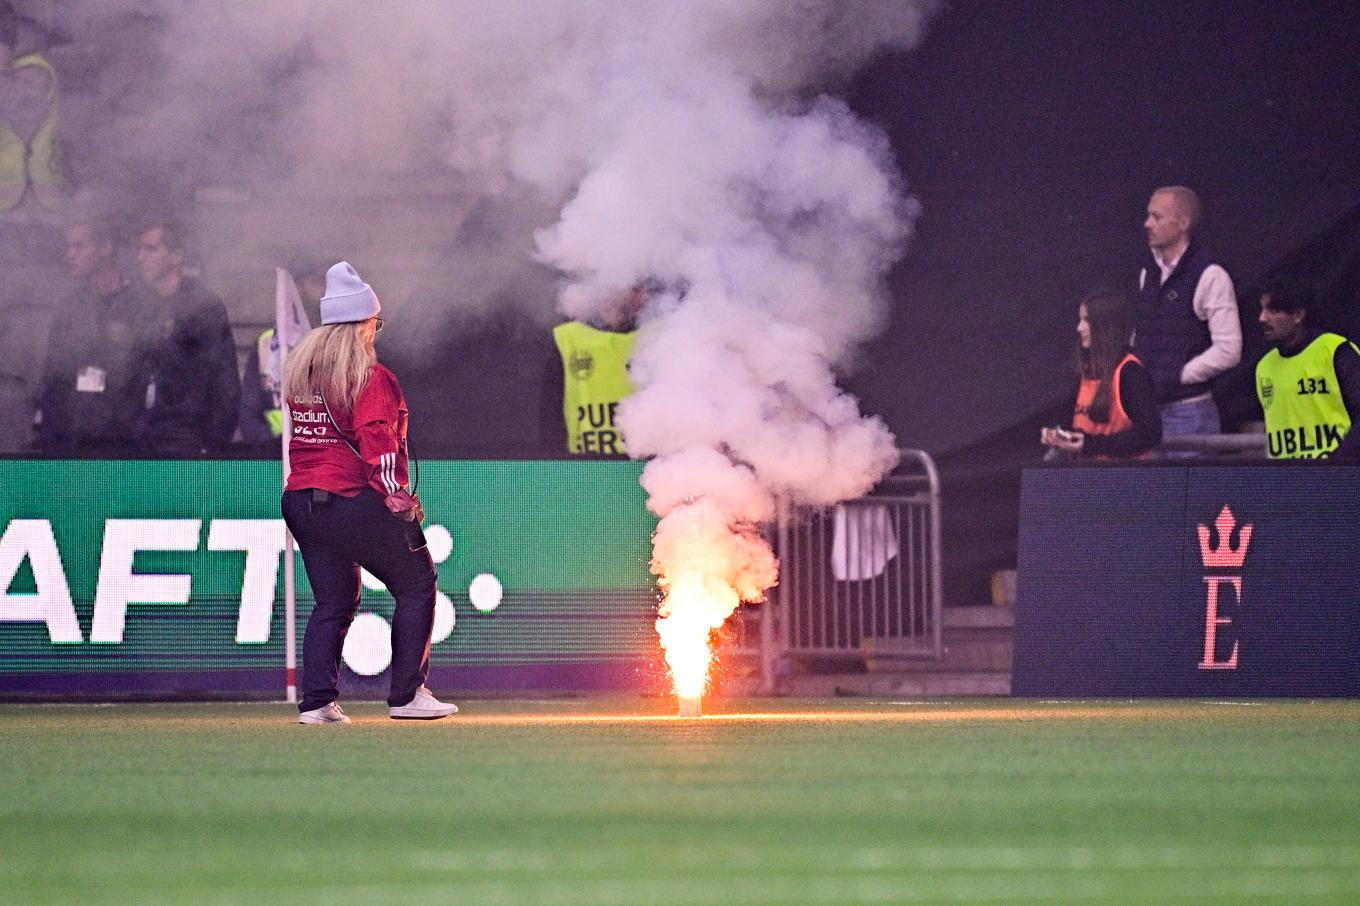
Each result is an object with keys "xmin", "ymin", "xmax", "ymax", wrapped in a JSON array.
[
  {"xmin": 274, "ymin": 267, "xmax": 312, "ymax": 428},
  {"xmin": 276, "ymin": 267, "xmax": 312, "ymax": 705}
]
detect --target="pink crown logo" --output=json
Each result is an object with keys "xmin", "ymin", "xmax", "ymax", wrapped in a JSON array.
[{"xmin": 1198, "ymin": 506, "xmax": 1253, "ymax": 569}]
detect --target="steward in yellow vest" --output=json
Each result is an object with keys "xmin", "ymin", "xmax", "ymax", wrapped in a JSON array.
[
  {"xmin": 544, "ymin": 282, "xmax": 656, "ymax": 457},
  {"xmin": 1255, "ymin": 283, "xmax": 1360, "ymax": 460},
  {"xmin": 239, "ymin": 263, "xmax": 325, "ymax": 449},
  {"xmin": 0, "ymin": 46, "xmax": 64, "ymax": 212},
  {"xmin": 551, "ymin": 321, "xmax": 637, "ymax": 456},
  {"xmin": 238, "ymin": 328, "xmax": 285, "ymax": 444}
]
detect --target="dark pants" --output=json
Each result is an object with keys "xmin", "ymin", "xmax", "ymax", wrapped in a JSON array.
[{"xmin": 282, "ymin": 488, "xmax": 437, "ymax": 712}]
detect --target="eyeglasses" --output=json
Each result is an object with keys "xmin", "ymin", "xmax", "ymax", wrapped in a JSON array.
[{"xmin": 373, "ymin": 317, "xmax": 385, "ymax": 333}]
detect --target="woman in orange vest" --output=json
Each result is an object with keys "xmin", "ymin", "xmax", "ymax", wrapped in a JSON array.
[{"xmin": 1042, "ymin": 290, "xmax": 1162, "ymax": 458}]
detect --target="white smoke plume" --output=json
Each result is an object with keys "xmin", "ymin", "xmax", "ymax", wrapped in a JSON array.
[
  {"xmin": 482, "ymin": 2, "xmax": 937, "ymax": 693},
  {"xmin": 29, "ymin": 2, "xmax": 937, "ymax": 685},
  {"xmin": 38, "ymin": 1, "xmax": 934, "ymax": 320}
]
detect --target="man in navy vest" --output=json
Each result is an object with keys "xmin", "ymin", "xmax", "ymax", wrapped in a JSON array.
[{"xmin": 1134, "ymin": 186, "xmax": 1240, "ymax": 450}]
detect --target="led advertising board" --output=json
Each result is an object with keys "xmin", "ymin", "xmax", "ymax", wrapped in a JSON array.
[
  {"xmin": 0, "ymin": 460, "xmax": 660, "ymax": 697},
  {"xmin": 1013, "ymin": 464, "xmax": 1360, "ymax": 697}
]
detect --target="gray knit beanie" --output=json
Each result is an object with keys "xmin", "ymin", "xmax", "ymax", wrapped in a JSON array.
[{"xmin": 319, "ymin": 261, "xmax": 381, "ymax": 325}]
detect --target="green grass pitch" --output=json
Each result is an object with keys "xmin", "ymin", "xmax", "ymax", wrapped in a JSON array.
[{"xmin": 1, "ymin": 697, "xmax": 1357, "ymax": 904}]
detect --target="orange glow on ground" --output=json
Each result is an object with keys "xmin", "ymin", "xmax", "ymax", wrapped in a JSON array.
[{"xmin": 380, "ymin": 706, "xmax": 1164, "ymax": 726}]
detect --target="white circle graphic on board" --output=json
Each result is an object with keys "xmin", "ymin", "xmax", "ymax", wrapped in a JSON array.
[
  {"xmin": 342, "ymin": 612, "xmax": 392, "ymax": 676},
  {"xmin": 432, "ymin": 591, "xmax": 456, "ymax": 643},
  {"xmin": 425, "ymin": 524, "xmax": 454, "ymax": 564},
  {"xmin": 469, "ymin": 573, "xmax": 503, "ymax": 612}
]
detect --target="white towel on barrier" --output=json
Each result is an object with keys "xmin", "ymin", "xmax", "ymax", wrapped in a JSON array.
[{"xmin": 831, "ymin": 504, "xmax": 899, "ymax": 581}]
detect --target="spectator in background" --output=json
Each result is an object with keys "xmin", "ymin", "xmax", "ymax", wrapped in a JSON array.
[
  {"xmin": 1135, "ymin": 186, "xmax": 1240, "ymax": 444},
  {"xmin": 32, "ymin": 218, "xmax": 146, "ymax": 454},
  {"xmin": 1043, "ymin": 290, "xmax": 1161, "ymax": 459},
  {"xmin": 541, "ymin": 280, "xmax": 654, "ymax": 458},
  {"xmin": 0, "ymin": 1, "xmax": 64, "ymax": 216},
  {"xmin": 0, "ymin": 3, "xmax": 68, "ymax": 451},
  {"xmin": 135, "ymin": 219, "xmax": 240, "ymax": 454},
  {"xmin": 1255, "ymin": 282, "xmax": 1360, "ymax": 461},
  {"xmin": 238, "ymin": 258, "xmax": 325, "ymax": 450}
]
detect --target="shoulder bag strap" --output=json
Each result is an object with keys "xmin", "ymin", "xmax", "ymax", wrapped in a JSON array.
[
  {"xmin": 319, "ymin": 392, "xmax": 365, "ymax": 461},
  {"xmin": 319, "ymin": 391, "xmax": 419, "ymax": 494}
]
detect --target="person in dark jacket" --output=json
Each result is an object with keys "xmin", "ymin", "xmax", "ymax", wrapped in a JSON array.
[
  {"xmin": 1134, "ymin": 186, "xmax": 1240, "ymax": 445},
  {"xmin": 1043, "ymin": 289, "xmax": 1162, "ymax": 458},
  {"xmin": 33, "ymin": 219, "xmax": 147, "ymax": 454},
  {"xmin": 134, "ymin": 219, "xmax": 240, "ymax": 454}
]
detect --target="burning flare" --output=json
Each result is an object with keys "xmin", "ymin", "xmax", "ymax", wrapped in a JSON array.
[{"xmin": 650, "ymin": 494, "xmax": 778, "ymax": 703}]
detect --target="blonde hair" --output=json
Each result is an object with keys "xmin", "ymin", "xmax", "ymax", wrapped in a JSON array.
[{"xmin": 282, "ymin": 321, "xmax": 376, "ymax": 413}]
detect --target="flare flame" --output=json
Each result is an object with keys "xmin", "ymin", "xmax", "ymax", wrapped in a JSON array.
[{"xmin": 649, "ymin": 494, "xmax": 779, "ymax": 703}]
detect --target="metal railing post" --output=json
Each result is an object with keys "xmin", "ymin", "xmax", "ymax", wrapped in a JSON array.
[
  {"xmin": 920, "ymin": 451, "xmax": 946, "ymax": 659},
  {"xmin": 894, "ymin": 449, "xmax": 944, "ymax": 659},
  {"xmin": 761, "ymin": 495, "xmax": 794, "ymax": 691}
]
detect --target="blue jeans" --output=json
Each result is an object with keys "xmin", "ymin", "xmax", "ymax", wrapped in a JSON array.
[
  {"xmin": 282, "ymin": 488, "xmax": 437, "ymax": 712},
  {"xmin": 1159, "ymin": 395, "xmax": 1221, "ymax": 458}
]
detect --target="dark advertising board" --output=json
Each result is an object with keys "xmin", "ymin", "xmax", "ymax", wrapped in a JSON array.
[{"xmin": 1013, "ymin": 464, "xmax": 1360, "ymax": 697}]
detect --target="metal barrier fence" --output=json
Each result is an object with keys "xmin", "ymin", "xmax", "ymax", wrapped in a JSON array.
[{"xmin": 728, "ymin": 449, "xmax": 944, "ymax": 692}]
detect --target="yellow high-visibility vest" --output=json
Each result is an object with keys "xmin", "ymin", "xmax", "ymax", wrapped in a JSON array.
[
  {"xmin": 257, "ymin": 329, "xmax": 285, "ymax": 436},
  {"xmin": 0, "ymin": 53, "xmax": 64, "ymax": 212},
  {"xmin": 1256, "ymin": 332, "xmax": 1357, "ymax": 458},
  {"xmin": 553, "ymin": 321, "xmax": 637, "ymax": 455}
]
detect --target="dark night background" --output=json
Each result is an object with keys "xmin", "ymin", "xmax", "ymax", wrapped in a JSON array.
[
  {"xmin": 846, "ymin": 0, "xmax": 1360, "ymax": 453},
  {"xmin": 396, "ymin": 1, "xmax": 1360, "ymax": 606},
  {"xmin": 838, "ymin": 0, "xmax": 1360, "ymax": 606}
]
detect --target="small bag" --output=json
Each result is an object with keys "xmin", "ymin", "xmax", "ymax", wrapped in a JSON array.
[
  {"xmin": 399, "ymin": 512, "xmax": 428, "ymax": 552},
  {"xmin": 391, "ymin": 489, "xmax": 425, "ymax": 525}
]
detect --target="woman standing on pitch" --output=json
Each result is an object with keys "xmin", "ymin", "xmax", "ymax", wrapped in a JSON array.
[
  {"xmin": 1042, "ymin": 289, "xmax": 1162, "ymax": 459},
  {"xmin": 281, "ymin": 262, "xmax": 458, "ymax": 724}
]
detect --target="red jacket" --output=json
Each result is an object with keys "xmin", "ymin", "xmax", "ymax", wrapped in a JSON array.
[{"xmin": 284, "ymin": 363, "xmax": 410, "ymax": 497}]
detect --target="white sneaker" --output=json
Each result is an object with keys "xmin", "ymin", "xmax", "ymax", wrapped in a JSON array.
[
  {"xmin": 298, "ymin": 702, "xmax": 351, "ymax": 725},
  {"xmin": 389, "ymin": 686, "xmax": 459, "ymax": 720}
]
